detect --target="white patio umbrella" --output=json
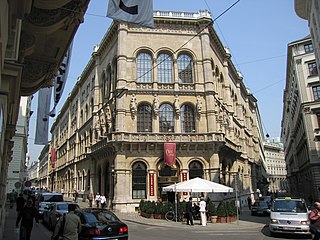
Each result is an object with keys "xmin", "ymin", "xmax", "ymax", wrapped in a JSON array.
[{"xmin": 162, "ymin": 177, "xmax": 233, "ymax": 193}]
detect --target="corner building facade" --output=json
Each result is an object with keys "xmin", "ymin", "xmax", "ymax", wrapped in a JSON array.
[{"xmin": 50, "ymin": 11, "xmax": 261, "ymax": 212}]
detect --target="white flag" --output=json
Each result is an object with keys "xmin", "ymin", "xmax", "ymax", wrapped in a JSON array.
[
  {"xmin": 50, "ymin": 43, "xmax": 73, "ymax": 117},
  {"xmin": 35, "ymin": 88, "xmax": 52, "ymax": 145},
  {"xmin": 107, "ymin": 0, "xmax": 154, "ymax": 28}
]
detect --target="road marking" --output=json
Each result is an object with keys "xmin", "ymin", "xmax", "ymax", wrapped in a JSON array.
[{"xmin": 209, "ymin": 233, "xmax": 259, "ymax": 236}]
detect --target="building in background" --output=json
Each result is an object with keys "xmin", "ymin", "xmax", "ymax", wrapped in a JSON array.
[
  {"xmin": 27, "ymin": 161, "xmax": 39, "ymax": 188},
  {"xmin": 264, "ymin": 139, "xmax": 287, "ymax": 194},
  {"xmin": 295, "ymin": 0, "xmax": 320, "ymax": 74},
  {"xmin": 50, "ymin": 10, "xmax": 266, "ymax": 213},
  {"xmin": 282, "ymin": 35, "xmax": 320, "ymax": 202},
  {"xmin": 38, "ymin": 144, "xmax": 50, "ymax": 190},
  {"xmin": 6, "ymin": 96, "xmax": 32, "ymax": 194}
]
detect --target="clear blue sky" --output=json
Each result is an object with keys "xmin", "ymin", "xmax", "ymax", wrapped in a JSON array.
[{"xmin": 28, "ymin": 0, "xmax": 309, "ymax": 164}]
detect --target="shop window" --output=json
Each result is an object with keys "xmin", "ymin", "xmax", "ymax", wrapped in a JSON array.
[{"xmin": 132, "ymin": 162, "xmax": 147, "ymax": 199}]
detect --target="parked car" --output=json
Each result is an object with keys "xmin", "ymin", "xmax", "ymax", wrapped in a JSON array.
[
  {"xmin": 75, "ymin": 208, "xmax": 128, "ymax": 240},
  {"xmin": 269, "ymin": 197, "xmax": 311, "ymax": 237},
  {"xmin": 259, "ymin": 196, "xmax": 273, "ymax": 207},
  {"xmin": 37, "ymin": 193, "xmax": 64, "ymax": 218},
  {"xmin": 251, "ymin": 201, "xmax": 270, "ymax": 216},
  {"xmin": 43, "ymin": 202, "xmax": 79, "ymax": 230}
]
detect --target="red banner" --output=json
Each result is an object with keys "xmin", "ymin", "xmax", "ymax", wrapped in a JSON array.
[
  {"xmin": 51, "ymin": 148, "xmax": 56, "ymax": 168},
  {"xmin": 149, "ymin": 173, "xmax": 154, "ymax": 196},
  {"xmin": 164, "ymin": 143, "xmax": 176, "ymax": 166}
]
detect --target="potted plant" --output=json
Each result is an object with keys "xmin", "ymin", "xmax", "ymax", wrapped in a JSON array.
[
  {"xmin": 216, "ymin": 201, "xmax": 227, "ymax": 223},
  {"xmin": 207, "ymin": 201, "xmax": 218, "ymax": 223},
  {"xmin": 227, "ymin": 200, "xmax": 237, "ymax": 222}
]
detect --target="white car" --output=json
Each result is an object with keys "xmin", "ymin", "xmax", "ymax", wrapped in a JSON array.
[
  {"xmin": 269, "ymin": 197, "xmax": 311, "ymax": 237},
  {"xmin": 37, "ymin": 193, "xmax": 63, "ymax": 218}
]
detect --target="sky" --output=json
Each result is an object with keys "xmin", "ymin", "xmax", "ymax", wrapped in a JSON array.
[{"xmin": 27, "ymin": 0, "xmax": 309, "ymax": 164}]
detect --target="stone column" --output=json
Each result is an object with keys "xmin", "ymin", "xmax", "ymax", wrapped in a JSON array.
[{"xmin": 209, "ymin": 151, "xmax": 220, "ymax": 182}]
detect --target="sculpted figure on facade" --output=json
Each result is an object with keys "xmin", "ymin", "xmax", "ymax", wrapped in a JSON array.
[
  {"xmin": 153, "ymin": 94, "xmax": 159, "ymax": 117},
  {"xmin": 130, "ymin": 94, "xmax": 137, "ymax": 119},
  {"xmin": 196, "ymin": 95, "xmax": 202, "ymax": 119},
  {"xmin": 174, "ymin": 95, "xmax": 180, "ymax": 115}
]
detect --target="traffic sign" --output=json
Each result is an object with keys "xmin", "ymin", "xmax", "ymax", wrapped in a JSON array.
[
  {"xmin": 24, "ymin": 180, "xmax": 31, "ymax": 187},
  {"xmin": 14, "ymin": 182, "xmax": 21, "ymax": 188}
]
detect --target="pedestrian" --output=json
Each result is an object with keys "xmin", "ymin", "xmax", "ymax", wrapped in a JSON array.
[
  {"xmin": 87, "ymin": 192, "xmax": 93, "ymax": 207},
  {"xmin": 52, "ymin": 204, "xmax": 81, "ymax": 240},
  {"xmin": 73, "ymin": 190, "xmax": 78, "ymax": 203},
  {"xmin": 100, "ymin": 193, "xmax": 106, "ymax": 208},
  {"xmin": 186, "ymin": 197, "xmax": 194, "ymax": 225},
  {"xmin": 16, "ymin": 198, "xmax": 39, "ymax": 240},
  {"xmin": 247, "ymin": 196, "xmax": 252, "ymax": 210},
  {"xmin": 16, "ymin": 193, "xmax": 26, "ymax": 214},
  {"xmin": 10, "ymin": 189, "xmax": 17, "ymax": 208},
  {"xmin": 199, "ymin": 197, "xmax": 207, "ymax": 226},
  {"xmin": 309, "ymin": 201, "xmax": 320, "ymax": 240},
  {"xmin": 95, "ymin": 192, "xmax": 101, "ymax": 208}
]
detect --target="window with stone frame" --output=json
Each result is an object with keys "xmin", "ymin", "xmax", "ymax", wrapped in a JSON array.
[
  {"xmin": 308, "ymin": 62, "xmax": 318, "ymax": 76},
  {"xmin": 137, "ymin": 52, "xmax": 152, "ymax": 83},
  {"xmin": 178, "ymin": 54, "xmax": 193, "ymax": 83},
  {"xmin": 313, "ymin": 85, "xmax": 320, "ymax": 101},
  {"xmin": 137, "ymin": 103, "xmax": 152, "ymax": 132},
  {"xmin": 304, "ymin": 43, "xmax": 314, "ymax": 53},
  {"xmin": 316, "ymin": 112, "xmax": 320, "ymax": 128},
  {"xmin": 132, "ymin": 162, "xmax": 147, "ymax": 199},
  {"xmin": 159, "ymin": 103, "xmax": 174, "ymax": 132},
  {"xmin": 157, "ymin": 53, "xmax": 173, "ymax": 83},
  {"xmin": 180, "ymin": 104, "xmax": 195, "ymax": 133},
  {"xmin": 189, "ymin": 161, "xmax": 203, "ymax": 198}
]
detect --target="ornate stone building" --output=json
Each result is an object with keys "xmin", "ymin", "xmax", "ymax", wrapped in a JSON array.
[
  {"xmin": 282, "ymin": 35, "xmax": 320, "ymax": 202},
  {"xmin": 50, "ymin": 10, "xmax": 263, "ymax": 212}
]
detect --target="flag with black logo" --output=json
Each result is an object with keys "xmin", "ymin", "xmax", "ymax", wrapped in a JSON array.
[{"xmin": 107, "ymin": 0, "xmax": 154, "ymax": 28}]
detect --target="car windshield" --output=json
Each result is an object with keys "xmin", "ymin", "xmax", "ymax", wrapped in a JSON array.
[
  {"xmin": 254, "ymin": 201, "xmax": 268, "ymax": 208},
  {"xmin": 57, "ymin": 204, "xmax": 68, "ymax": 211},
  {"xmin": 84, "ymin": 211, "xmax": 120, "ymax": 224},
  {"xmin": 272, "ymin": 200, "xmax": 307, "ymax": 213},
  {"xmin": 41, "ymin": 194, "xmax": 63, "ymax": 202}
]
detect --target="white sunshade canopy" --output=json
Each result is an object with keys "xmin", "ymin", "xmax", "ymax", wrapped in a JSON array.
[{"xmin": 162, "ymin": 177, "xmax": 234, "ymax": 193}]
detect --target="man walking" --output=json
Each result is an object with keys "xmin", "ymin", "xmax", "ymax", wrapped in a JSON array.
[
  {"xmin": 52, "ymin": 204, "xmax": 81, "ymax": 240},
  {"xmin": 16, "ymin": 198, "xmax": 39, "ymax": 240},
  {"xmin": 16, "ymin": 193, "xmax": 26, "ymax": 214},
  {"xmin": 186, "ymin": 197, "xmax": 194, "ymax": 225}
]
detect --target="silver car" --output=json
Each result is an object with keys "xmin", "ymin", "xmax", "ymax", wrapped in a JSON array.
[
  {"xmin": 269, "ymin": 197, "xmax": 310, "ymax": 237},
  {"xmin": 43, "ymin": 202, "xmax": 79, "ymax": 230},
  {"xmin": 37, "ymin": 193, "xmax": 63, "ymax": 218}
]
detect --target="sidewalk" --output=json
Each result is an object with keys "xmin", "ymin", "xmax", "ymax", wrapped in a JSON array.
[{"xmin": 71, "ymin": 198, "xmax": 267, "ymax": 230}]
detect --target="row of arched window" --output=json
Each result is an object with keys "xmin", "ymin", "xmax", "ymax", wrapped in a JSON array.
[
  {"xmin": 137, "ymin": 52, "xmax": 193, "ymax": 84},
  {"xmin": 137, "ymin": 103, "xmax": 196, "ymax": 132},
  {"xmin": 132, "ymin": 160, "xmax": 204, "ymax": 199}
]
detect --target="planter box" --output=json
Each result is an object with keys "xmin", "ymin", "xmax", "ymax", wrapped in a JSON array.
[
  {"xmin": 210, "ymin": 216, "xmax": 218, "ymax": 223},
  {"xmin": 227, "ymin": 216, "xmax": 237, "ymax": 222},
  {"xmin": 217, "ymin": 216, "xmax": 227, "ymax": 223},
  {"xmin": 140, "ymin": 212, "xmax": 154, "ymax": 218},
  {"xmin": 153, "ymin": 214, "xmax": 163, "ymax": 219}
]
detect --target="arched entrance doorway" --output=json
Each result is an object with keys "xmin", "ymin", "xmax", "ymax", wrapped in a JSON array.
[{"xmin": 157, "ymin": 159, "xmax": 180, "ymax": 203}]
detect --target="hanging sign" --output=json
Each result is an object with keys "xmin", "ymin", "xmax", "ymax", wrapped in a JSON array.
[
  {"xmin": 164, "ymin": 143, "xmax": 176, "ymax": 166},
  {"xmin": 51, "ymin": 148, "xmax": 56, "ymax": 168}
]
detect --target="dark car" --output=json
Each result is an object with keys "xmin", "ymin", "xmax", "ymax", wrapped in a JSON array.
[
  {"xmin": 251, "ymin": 201, "xmax": 271, "ymax": 216},
  {"xmin": 43, "ymin": 202, "xmax": 79, "ymax": 230},
  {"xmin": 75, "ymin": 208, "xmax": 128, "ymax": 240}
]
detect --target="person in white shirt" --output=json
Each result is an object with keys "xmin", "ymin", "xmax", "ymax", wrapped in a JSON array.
[
  {"xmin": 95, "ymin": 193, "xmax": 101, "ymax": 208},
  {"xmin": 199, "ymin": 197, "xmax": 207, "ymax": 226},
  {"xmin": 100, "ymin": 194, "xmax": 106, "ymax": 208}
]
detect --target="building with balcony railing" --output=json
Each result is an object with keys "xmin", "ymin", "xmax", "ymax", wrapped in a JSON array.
[
  {"xmin": 281, "ymin": 35, "xmax": 320, "ymax": 202},
  {"xmin": 50, "ymin": 10, "xmax": 264, "ymax": 212}
]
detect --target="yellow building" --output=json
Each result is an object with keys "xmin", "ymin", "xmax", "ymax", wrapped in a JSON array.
[{"xmin": 50, "ymin": 10, "xmax": 262, "ymax": 212}]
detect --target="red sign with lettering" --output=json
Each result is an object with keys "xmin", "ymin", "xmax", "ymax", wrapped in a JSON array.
[
  {"xmin": 182, "ymin": 173, "xmax": 188, "ymax": 195},
  {"xmin": 164, "ymin": 143, "xmax": 176, "ymax": 166},
  {"xmin": 149, "ymin": 173, "xmax": 154, "ymax": 196}
]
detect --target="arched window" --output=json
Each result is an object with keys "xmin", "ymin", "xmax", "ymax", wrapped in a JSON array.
[
  {"xmin": 132, "ymin": 162, "xmax": 147, "ymax": 199},
  {"xmin": 189, "ymin": 161, "xmax": 203, "ymax": 179},
  {"xmin": 159, "ymin": 104, "xmax": 174, "ymax": 132},
  {"xmin": 158, "ymin": 53, "xmax": 173, "ymax": 83},
  {"xmin": 137, "ymin": 52, "xmax": 152, "ymax": 82},
  {"xmin": 178, "ymin": 54, "xmax": 193, "ymax": 83},
  {"xmin": 180, "ymin": 104, "xmax": 195, "ymax": 133},
  {"xmin": 137, "ymin": 104, "xmax": 152, "ymax": 132}
]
